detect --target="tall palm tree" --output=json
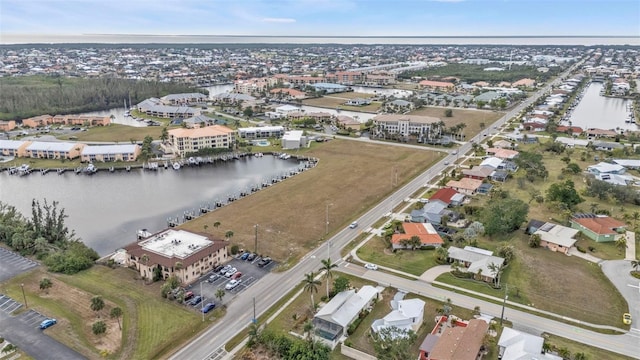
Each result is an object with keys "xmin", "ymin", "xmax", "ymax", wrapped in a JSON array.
[
  {"xmin": 615, "ymin": 236, "xmax": 628, "ymax": 254},
  {"xmin": 319, "ymin": 258, "xmax": 338, "ymax": 298},
  {"xmin": 302, "ymin": 272, "xmax": 321, "ymax": 310},
  {"xmin": 487, "ymin": 262, "xmax": 505, "ymax": 288},
  {"xmin": 213, "ymin": 221, "xmax": 221, "ymax": 229},
  {"xmin": 631, "ymin": 260, "xmax": 640, "ymax": 273}
]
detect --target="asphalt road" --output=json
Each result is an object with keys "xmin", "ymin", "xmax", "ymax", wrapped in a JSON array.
[
  {"xmin": 170, "ymin": 61, "xmax": 615, "ymax": 359},
  {"xmin": 601, "ymin": 260, "xmax": 640, "ymax": 334}
]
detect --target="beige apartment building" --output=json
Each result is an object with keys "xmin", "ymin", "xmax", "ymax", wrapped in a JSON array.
[
  {"xmin": 124, "ymin": 229, "xmax": 228, "ymax": 285},
  {"xmin": 81, "ymin": 144, "xmax": 141, "ymax": 162},
  {"xmin": 25, "ymin": 141, "xmax": 84, "ymax": 160},
  {"xmin": 0, "ymin": 140, "xmax": 32, "ymax": 157},
  {"xmin": 167, "ymin": 125, "xmax": 236, "ymax": 157},
  {"xmin": 0, "ymin": 120, "xmax": 16, "ymax": 132}
]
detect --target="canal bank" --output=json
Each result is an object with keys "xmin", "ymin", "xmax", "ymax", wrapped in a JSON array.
[{"xmin": 567, "ymin": 82, "xmax": 636, "ymax": 132}]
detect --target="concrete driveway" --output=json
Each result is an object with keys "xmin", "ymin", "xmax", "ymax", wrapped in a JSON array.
[{"xmin": 600, "ymin": 260, "xmax": 640, "ymax": 334}]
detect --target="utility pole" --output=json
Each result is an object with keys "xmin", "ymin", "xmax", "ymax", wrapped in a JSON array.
[
  {"xmin": 325, "ymin": 203, "xmax": 333, "ymax": 236},
  {"xmin": 500, "ymin": 284, "xmax": 509, "ymax": 326},
  {"xmin": 253, "ymin": 297, "xmax": 257, "ymax": 324},
  {"xmin": 254, "ymin": 224, "xmax": 258, "ymax": 254},
  {"xmin": 20, "ymin": 283, "xmax": 27, "ymax": 309},
  {"xmin": 200, "ymin": 281, "xmax": 204, "ymax": 322}
]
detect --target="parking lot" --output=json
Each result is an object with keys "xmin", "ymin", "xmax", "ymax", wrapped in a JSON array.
[
  {"xmin": 182, "ymin": 255, "xmax": 277, "ymax": 310},
  {"xmin": 0, "ymin": 246, "xmax": 39, "ymax": 282},
  {"xmin": 0, "ymin": 294, "xmax": 23, "ymax": 314}
]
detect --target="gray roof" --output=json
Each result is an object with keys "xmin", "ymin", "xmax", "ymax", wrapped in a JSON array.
[
  {"xmin": 184, "ymin": 114, "xmax": 215, "ymax": 125},
  {"xmin": 26, "ymin": 141, "xmax": 77, "ymax": 152},
  {"xmin": 533, "ymin": 223, "xmax": 579, "ymax": 248},
  {"xmin": 213, "ymin": 93, "xmax": 256, "ymax": 101},
  {"xmin": 474, "ymin": 91, "xmax": 501, "ymax": 103},
  {"xmin": 314, "ymin": 285, "xmax": 378, "ymax": 328},
  {"xmin": 498, "ymin": 327, "xmax": 562, "ymax": 360},
  {"xmin": 390, "ymin": 99, "xmax": 412, "ymax": 106},
  {"xmin": 162, "ymin": 93, "xmax": 207, "ymax": 101},
  {"xmin": 82, "ymin": 144, "xmax": 139, "ymax": 156},
  {"xmin": 0, "ymin": 140, "xmax": 27, "ymax": 150}
]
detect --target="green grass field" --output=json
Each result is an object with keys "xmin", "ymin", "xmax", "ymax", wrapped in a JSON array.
[
  {"xmin": 356, "ymin": 236, "xmax": 440, "ymax": 276},
  {"xmin": 1, "ymin": 266, "xmax": 211, "ymax": 360},
  {"xmin": 57, "ymin": 124, "xmax": 167, "ymax": 143}
]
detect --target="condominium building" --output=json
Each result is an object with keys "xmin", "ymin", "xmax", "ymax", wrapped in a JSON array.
[
  {"xmin": 238, "ymin": 126, "xmax": 285, "ymax": 139},
  {"xmin": 372, "ymin": 114, "xmax": 441, "ymax": 139},
  {"xmin": 25, "ymin": 141, "xmax": 84, "ymax": 160},
  {"xmin": 81, "ymin": 144, "xmax": 141, "ymax": 162},
  {"xmin": 167, "ymin": 125, "xmax": 236, "ymax": 157}
]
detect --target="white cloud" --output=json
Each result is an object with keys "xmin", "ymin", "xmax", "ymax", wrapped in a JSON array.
[{"xmin": 261, "ymin": 17, "xmax": 296, "ymax": 23}]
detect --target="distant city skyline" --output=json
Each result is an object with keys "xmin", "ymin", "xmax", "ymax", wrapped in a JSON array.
[{"xmin": 1, "ymin": 0, "xmax": 639, "ymax": 40}]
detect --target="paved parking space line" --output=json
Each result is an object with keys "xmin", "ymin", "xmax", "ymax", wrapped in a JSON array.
[
  {"xmin": 5, "ymin": 303, "xmax": 22, "ymax": 313},
  {"xmin": 206, "ymin": 347, "xmax": 227, "ymax": 360}
]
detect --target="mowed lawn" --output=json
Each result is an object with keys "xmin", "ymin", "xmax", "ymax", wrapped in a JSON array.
[
  {"xmin": 356, "ymin": 236, "xmax": 440, "ymax": 276},
  {"xmin": 409, "ymin": 107, "xmax": 503, "ymax": 139},
  {"xmin": 181, "ymin": 139, "xmax": 441, "ymax": 264},
  {"xmin": 302, "ymin": 96, "xmax": 382, "ymax": 113},
  {"xmin": 2, "ymin": 266, "xmax": 210, "ymax": 360},
  {"xmin": 57, "ymin": 124, "xmax": 168, "ymax": 143}
]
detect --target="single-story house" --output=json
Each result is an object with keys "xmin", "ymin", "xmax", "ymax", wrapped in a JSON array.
[
  {"xmin": 281, "ymin": 130, "xmax": 307, "ymax": 149},
  {"xmin": 592, "ymin": 141, "xmax": 624, "ymax": 151},
  {"xmin": 410, "ymin": 200, "xmax": 459, "ymax": 225},
  {"xmin": 532, "ymin": 222, "xmax": 579, "ymax": 255},
  {"xmin": 612, "ymin": 159, "xmax": 640, "ymax": 169},
  {"xmin": 498, "ymin": 327, "xmax": 562, "ymax": 360},
  {"xmin": 420, "ymin": 318, "xmax": 489, "ymax": 360},
  {"xmin": 336, "ymin": 115, "xmax": 361, "ymax": 131},
  {"xmin": 391, "ymin": 222, "xmax": 444, "ymax": 249},
  {"xmin": 480, "ymin": 156, "xmax": 504, "ymax": 169},
  {"xmin": 587, "ymin": 162, "xmax": 626, "ymax": 175},
  {"xmin": 477, "ymin": 183, "xmax": 493, "ymax": 195},
  {"xmin": 429, "ymin": 187, "xmax": 465, "ymax": 207},
  {"xmin": 462, "ymin": 166, "xmax": 494, "ymax": 180},
  {"xmin": 492, "ymin": 139, "xmax": 516, "ymax": 149},
  {"xmin": 313, "ymin": 285, "xmax": 380, "ymax": 348},
  {"xmin": 345, "ymin": 98, "xmax": 371, "ymax": 106},
  {"xmin": 371, "ymin": 297, "xmax": 425, "ymax": 337},
  {"xmin": 446, "ymin": 178, "xmax": 483, "ymax": 196},
  {"xmin": 555, "ymin": 137, "xmax": 590, "ymax": 148},
  {"xmin": 486, "ymin": 147, "xmax": 519, "ymax": 160},
  {"xmin": 447, "ymin": 246, "xmax": 505, "ymax": 283},
  {"xmin": 570, "ymin": 213, "xmax": 627, "ymax": 243}
]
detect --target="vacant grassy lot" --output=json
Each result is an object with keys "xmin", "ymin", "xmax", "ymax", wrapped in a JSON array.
[
  {"xmin": 435, "ymin": 231, "xmax": 628, "ymax": 327},
  {"xmin": 410, "ymin": 107, "xmax": 503, "ymax": 139},
  {"xmin": 57, "ymin": 124, "xmax": 167, "ymax": 143},
  {"xmin": 542, "ymin": 333, "xmax": 636, "ymax": 360},
  {"xmin": 2, "ymin": 266, "xmax": 211, "ymax": 360},
  {"xmin": 356, "ymin": 236, "xmax": 440, "ymax": 276},
  {"xmin": 302, "ymin": 97, "xmax": 381, "ymax": 113},
  {"xmin": 181, "ymin": 140, "xmax": 441, "ymax": 263}
]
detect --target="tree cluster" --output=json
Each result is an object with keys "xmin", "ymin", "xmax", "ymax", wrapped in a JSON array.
[
  {"xmin": 0, "ymin": 200, "xmax": 98, "ymax": 274},
  {"xmin": 248, "ymin": 328, "xmax": 330, "ymax": 360},
  {"xmin": 585, "ymin": 178, "xmax": 640, "ymax": 205},
  {"xmin": 514, "ymin": 151, "xmax": 548, "ymax": 182},
  {"xmin": 546, "ymin": 180, "xmax": 584, "ymax": 209},
  {"xmin": 0, "ymin": 75, "xmax": 204, "ymax": 120},
  {"xmin": 372, "ymin": 326, "xmax": 417, "ymax": 360},
  {"xmin": 481, "ymin": 196, "xmax": 529, "ymax": 237},
  {"xmin": 398, "ymin": 63, "xmax": 561, "ymax": 83}
]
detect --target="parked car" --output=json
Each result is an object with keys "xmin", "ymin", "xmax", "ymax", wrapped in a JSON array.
[
  {"xmin": 224, "ymin": 267, "xmax": 238, "ymax": 277},
  {"xmin": 623, "ymin": 313, "xmax": 632, "ymax": 325},
  {"xmin": 247, "ymin": 253, "xmax": 257, "ymax": 261},
  {"xmin": 213, "ymin": 264, "xmax": 225, "ymax": 273},
  {"xmin": 225, "ymin": 279, "xmax": 242, "ymax": 290},
  {"xmin": 257, "ymin": 257, "xmax": 272, "ymax": 267},
  {"xmin": 219, "ymin": 265, "xmax": 232, "ymax": 274},
  {"xmin": 240, "ymin": 252, "xmax": 250, "ymax": 260},
  {"xmin": 208, "ymin": 274, "xmax": 220, "ymax": 283},
  {"xmin": 189, "ymin": 295, "xmax": 203, "ymax": 306},
  {"xmin": 40, "ymin": 318, "xmax": 57, "ymax": 329},
  {"xmin": 201, "ymin": 303, "xmax": 216, "ymax": 313},
  {"xmin": 183, "ymin": 291, "xmax": 195, "ymax": 301},
  {"xmin": 349, "ymin": 221, "xmax": 358, "ymax": 229},
  {"xmin": 364, "ymin": 263, "xmax": 378, "ymax": 271},
  {"xmin": 231, "ymin": 272, "xmax": 243, "ymax": 280}
]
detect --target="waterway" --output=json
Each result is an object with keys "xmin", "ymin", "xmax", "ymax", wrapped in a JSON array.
[
  {"xmin": 0, "ymin": 156, "xmax": 303, "ymax": 255},
  {"xmin": 567, "ymin": 82, "xmax": 636, "ymax": 131}
]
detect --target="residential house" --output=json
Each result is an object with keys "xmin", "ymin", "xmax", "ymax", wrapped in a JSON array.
[
  {"xmin": 410, "ymin": 200, "xmax": 458, "ymax": 225},
  {"xmin": 0, "ymin": 120, "xmax": 16, "ymax": 132},
  {"xmin": 492, "ymin": 139, "xmax": 516, "ymax": 149},
  {"xmin": 282, "ymin": 130, "xmax": 307, "ymax": 149},
  {"xmin": 0, "ymin": 140, "xmax": 31, "ymax": 157},
  {"xmin": 345, "ymin": 98, "xmax": 371, "ymax": 106},
  {"xmin": 490, "ymin": 170, "xmax": 509, "ymax": 182},
  {"xmin": 429, "ymin": 187, "xmax": 465, "ymax": 207},
  {"xmin": 462, "ymin": 166, "xmax": 494, "ymax": 180},
  {"xmin": 480, "ymin": 156, "xmax": 504, "ymax": 169},
  {"xmin": 81, "ymin": 144, "xmax": 141, "ymax": 163},
  {"xmin": 486, "ymin": 148, "xmax": 519, "ymax": 160},
  {"xmin": 555, "ymin": 137, "xmax": 590, "ymax": 148},
  {"xmin": 274, "ymin": 104, "xmax": 301, "ymax": 117},
  {"xmin": 391, "ymin": 223, "xmax": 444, "ymax": 249},
  {"xmin": 570, "ymin": 214, "xmax": 627, "ymax": 243},
  {"xmin": 447, "ymin": 246, "xmax": 505, "ymax": 283},
  {"xmin": 592, "ymin": 141, "xmax": 624, "ymax": 151},
  {"xmin": 389, "ymin": 99, "xmax": 413, "ymax": 110},
  {"xmin": 498, "ymin": 327, "xmax": 562, "ymax": 360},
  {"xmin": 269, "ymin": 88, "xmax": 306, "ymax": 100},
  {"xmin": 477, "ymin": 183, "xmax": 493, "ymax": 195},
  {"xmin": 532, "ymin": 222, "xmax": 579, "ymax": 255},
  {"xmin": 418, "ymin": 80, "xmax": 455, "ymax": 92},
  {"xmin": 313, "ymin": 285, "xmax": 380, "ymax": 348},
  {"xmin": 586, "ymin": 129, "xmax": 617, "ymax": 139},
  {"xmin": 166, "ymin": 125, "xmax": 236, "ymax": 157},
  {"xmin": 587, "ymin": 162, "xmax": 626, "ymax": 175},
  {"xmin": 160, "ymin": 93, "xmax": 207, "ymax": 106},
  {"xmin": 123, "ymin": 229, "xmax": 228, "ymax": 285},
  {"xmin": 238, "ymin": 126, "xmax": 285, "ymax": 139},
  {"xmin": 420, "ymin": 318, "xmax": 489, "ymax": 360},
  {"xmin": 556, "ymin": 126, "xmax": 583, "ymax": 136},
  {"xmin": 25, "ymin": 141, "xmax": 84, "ymax": 160},
  {"xmin": 445, "ymin": 178, "xmax": 483, "ymax": 196},
  {"xmin": 612, "ymin": 159, "xmax": 640, "ymax": 170},
  {"xmin": 512, "ymin": 78, "xmax": 536, "ymax": 88},
  {"xmin": 336, "ymin": 115, "xmax": 361, "ymax": 131},
  {"xmin": 371, "ymin": 297, "xmax": 425, "ymax": 336}
]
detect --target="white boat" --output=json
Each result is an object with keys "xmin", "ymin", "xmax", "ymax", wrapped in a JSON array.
[
  {"xmin": 85, "ymin": 163, "xmax": 97, "ymax": 173},
  {"xmin": 124, "ymin": 111, "xmax": 131, "ymax": 117},
  {"xmin": 188, "ymin": 157, "xmax": 197, "ymax": 165},
  {"xmin": 172, "ymin": 162, "xmax": 181, "ymax": 170},
  {"xmin": 18, "ymin": 164, "xmax": 30, "ymax": 172}
]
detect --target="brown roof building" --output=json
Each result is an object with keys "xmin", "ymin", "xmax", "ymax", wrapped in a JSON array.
[
  {"xmin": 124, "ymin": 229, "xmax": 228, "ymax": 284},
  {"xmin": 426, "ymin": 318, "xmax": 488, "ymax": 360}
]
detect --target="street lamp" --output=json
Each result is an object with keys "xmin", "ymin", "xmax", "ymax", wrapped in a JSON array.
[
  {"xmin": 325, "ymin": 203, "xmax": 333, "ymax": 237},
  {"xmin": 20, "ymin": 283, "xmax": 28, "ymax": 309},
  {"xmin": 500, "ymin": 284, "xmax": 509, "ymax": 325}
]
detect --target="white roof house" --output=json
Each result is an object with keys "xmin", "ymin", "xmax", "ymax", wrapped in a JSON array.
[
  {"xmin": 282, "ymin": 130, "xmax": 306, "ymax": 149},
  {"xmin": 275, "ymin": 105, "xmax": 300, "ymax": 114},
  {"xmin": 447, "ymin": 246, "xmax": 505, "ymax": 282},
  {"xmin": 498, "ymin": 327, "xmax": 562, "ymax": 360},
  {"xmin": 612, "ymin": 159, "xmax": 640, "ymax": 169},
  {"xmin": 82, "ymin": 144, "xmax": 139, "ymax": 156},
  {"xmin": 26, "ymin": 141, "xmax": 77, "ymax": 152},
  {"xmin": 587, "ymin": 162, "xmax": 626, "ymax": 175},
  {"xmin": 371, "ymin": 298, "xmax": 425, "ymax": 337},
  {"xmin": 480, "ymin": 156, "xmax": 504, "ymax": 169},
  {"xmin": 533, "ymin": 223, "xmax": 579, "ymax": 250}
]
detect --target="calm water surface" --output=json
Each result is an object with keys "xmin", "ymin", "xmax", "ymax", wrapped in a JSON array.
[
  {"xmin": 567, "ymin": 82, "xmax": 636, "ymax": 131},
  {"xmin": 0, "ymin": 156, "xmax": 302, "ymax": 255}
]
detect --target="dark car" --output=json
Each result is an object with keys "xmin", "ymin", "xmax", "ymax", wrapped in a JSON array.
[
  {"xmin": 184, "ymin": 291, "xmax": 195, "ymax": 301},
  {"xmin": 240, "ymin": 252, "xmax": 250, "ymax": 260},
  {"xmin": 247, "ymin": 253, "xmax": 257, "ymax": 261},
  {"xmin": 201, "ymin": 303, "xmax": 216, "ymax": 313},
  {"xmin": 257, "ymin": 257, "xmax": 272, "ymax": 267},
  {"xmin": 190, "ymin": 295, "xmax": 203, "ymax": 306},
  {"xmin": 213, "ymin": 264, "xmax": 225, "ymax": 273}
]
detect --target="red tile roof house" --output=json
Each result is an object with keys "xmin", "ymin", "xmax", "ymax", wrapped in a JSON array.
[
  {"xmin": 556, "ymin": 126, "xmax": 584, "ymax": 136},
  {"xmin": 462, "ymin": 166, "xmax": 494, "ymax": 180},
  {"xmin": 419, "ymin": 317, "xmax": 489, "ymax": 360},
  {"xmin": 570, "ymin": 214, "xmax": 627, "ymax": 243},
  {"xmin": 429, "ymin": 188, "xmax": 466, "ymax": 207},
  {"xmin": 391, "ymin": 223, "xmax": 444, "ymax": 250}
]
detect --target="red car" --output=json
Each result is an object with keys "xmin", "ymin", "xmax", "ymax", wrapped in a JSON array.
[
  {"xmin": 183, "ymin": 291, "xmax": 194, "ymax": 301},
  {"xmin": 231, "ymin": 272, "xmax": 243, "ymax": 280}
]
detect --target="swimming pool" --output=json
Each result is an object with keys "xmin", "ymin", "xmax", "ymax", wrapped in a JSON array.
[{"xmin": 252, "ymin": 140, "xmax": 271, "ymax": 146}]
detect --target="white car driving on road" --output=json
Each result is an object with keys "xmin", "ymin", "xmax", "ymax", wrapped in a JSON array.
[{"xmin": 364, "ymin": 263, "xmax": 378, "ymax": 271}]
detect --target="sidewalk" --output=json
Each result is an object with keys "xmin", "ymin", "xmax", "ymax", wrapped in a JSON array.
[
  {"xmin": 567, "ymin": 247, "xmax": 603, "ymax": 264},
  {"xmin": 625, "ymin": 231, "xmax": 636, "ymax": 261}
]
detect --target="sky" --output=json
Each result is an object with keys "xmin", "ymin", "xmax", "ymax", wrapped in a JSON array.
[{"xmin": 1, "ymin": 0, "xmax": 639, "ymax": 38}]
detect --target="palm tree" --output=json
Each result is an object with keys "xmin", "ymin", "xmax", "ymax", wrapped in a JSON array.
[
  {"xmin": 225, "ymin": 230, "xmax": 234, "ymax": 241},
  {"xmin": 435, "ymin": 246, "xmax": 448, "ymax": 263},
  {"xmin": 213, "ymin": 221, "xmax": 221, "ymax": 229},
  {"xmin": 90, "ymin": 296, "xmax": 105, "ymax": 317},
  {"xmin": 632, "ymin": 211, "xmax": 640, "ymax": 228},
  {"xmin": 160, "ymin": 127, "xmax": 168, "ymax": 143},
  {"xmin": 487, "ymin": 262, "xmax": 505, "ymax": 288},
  {"xmin": 302, "ymin": 272, "xmax": 321, "ymax": 310},
  {"xmin": 39, "ymin": 278, "xmax": 53, "ymax": 294},
  {"xmin": 110, "ymin": 307, "xmax": 123, "ymax": 330},
  {"xmin": 303, "ymin": 320, "xmax": 315, "ymax": 343},
  {"xmin": 215, "ymin": 288, "xmax": 226, "ymax": 303},
  {"xmin": 631, "ymin": 260, "xmax": 640, "ymax": 273},
  {"xmin": 319, "ymin": 258, "xmax": 338, "ymax": 298},
  {"xmin": 247, "ymin": 322, "xmax": 261, "ymax": 347},
  {"xmin": 615, "ymin": 235, "xmax": 628, "ymax": 253}
]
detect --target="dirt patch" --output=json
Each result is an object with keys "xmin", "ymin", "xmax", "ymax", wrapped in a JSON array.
[
  {"xmin": 27, "ymin": 275, "xmax": 122, "ymax": 355},
  {"xmin": 409, "ymin": 107, "xmax": 503, "ymax": 138}
]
